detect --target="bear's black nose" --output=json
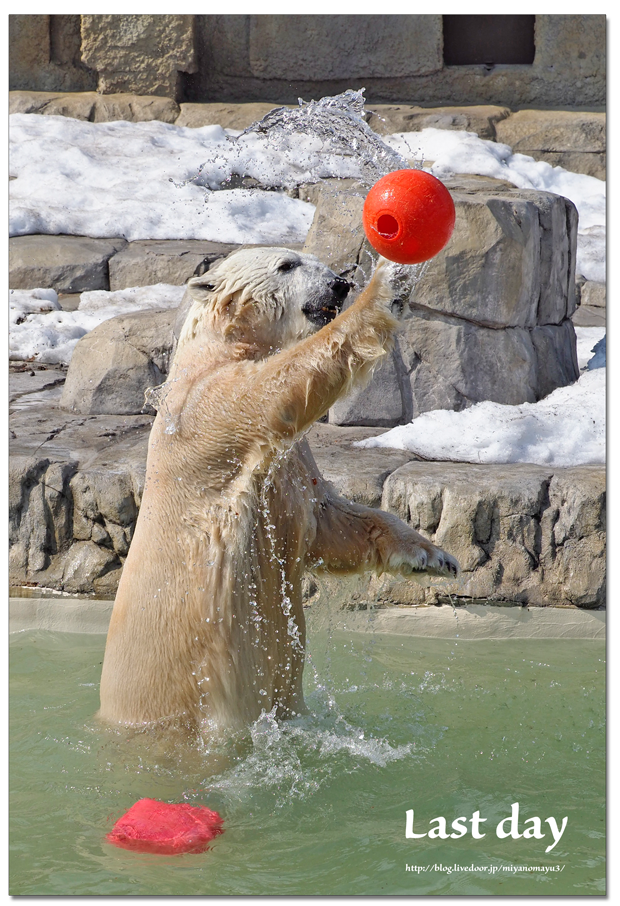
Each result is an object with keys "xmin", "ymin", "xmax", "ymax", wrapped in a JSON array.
[{"xmin": 331, "ymin": 276, "xmax": 351, "ymax": 303}]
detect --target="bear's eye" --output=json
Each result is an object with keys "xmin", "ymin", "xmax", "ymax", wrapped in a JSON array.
[{"xmin": 277, "ymin": 260, "xmax": 297, "ymax": 273}]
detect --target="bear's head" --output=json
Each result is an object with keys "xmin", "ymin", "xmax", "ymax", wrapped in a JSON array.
[{"xmin": 177, "ymin": 247, "xmax": 351, "ymax": 358}]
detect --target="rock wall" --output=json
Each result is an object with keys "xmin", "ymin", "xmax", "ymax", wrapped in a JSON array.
[
  {"xmin": 301, "ymin": 177, "xmax": 580, "ymax": 426},
  {"xmin": 9, "ymin": 14, "xmax": 605, "ymax": 108},
  {"xmin": 8, "ymin": 397, "xmax": 605, "ymax": 608}
]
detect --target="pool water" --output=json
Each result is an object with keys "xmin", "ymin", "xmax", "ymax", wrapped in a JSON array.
[{"xmin": 10, "ymin": 618, "xmax": 605, "ymax": 896}]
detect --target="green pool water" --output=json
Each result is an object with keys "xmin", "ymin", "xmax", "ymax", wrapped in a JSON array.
[{"xmin": 10, "ymin": 616, "xmax": 605, "ymax": 896}]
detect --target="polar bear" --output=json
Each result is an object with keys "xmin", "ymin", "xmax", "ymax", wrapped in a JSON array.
[{"xmin": 98, "ymin": 248, "xmax": 459, "ymax": 736}]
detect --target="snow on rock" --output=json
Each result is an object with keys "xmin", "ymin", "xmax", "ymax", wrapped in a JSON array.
[
  {"xmin": 9, "ymin": 284, "xmax": 186, "ymax": 365},
  {"xmin": 356, "ymin": 367, "xmax": 605, "ymax": 467},
  {"xmin": 9, "ymin": 114, "xmax": 316, "ymax": 245},
  {"xmin": 9, "ymin": 113, "xmax": 605, "ymax": 284}
]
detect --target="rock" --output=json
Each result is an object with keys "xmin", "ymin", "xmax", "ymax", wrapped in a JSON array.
[
  {"xmin": 573, "ymin": 279, "xmax": 606, "ymax": 328},
  {"xmin": 80, "ymin": 15, "xmax": 197, "ymax": 99},
  {"xmin": 325, "ymin": 180, "xmax": 579, "ymax": 426},
  {"xmin": 572, "ymin": 306, "xmax": 605, "ymax": 329},
  {"xmin": 495, "ymin": 110, "xmax": 606, "ymax": 153},
  {"xmin": 532, "ymin": 152, "xmax": 605, "ymax": 181},
  {"xmin": 579, "ymin": 280, "xmax": 606, "ymax": 310},
  {"xmin": 9, "ymin": 17, "xmax": 52, "ymax": 92},
  {"xmin": 302, "ymin": 179, "xmax": 367, "ymax": 279},
  {"xmin": 55, "ymin": 541, "xmax": 120, "ymax": 595},
  {"xmin": 540, "ymin": 468, "xmax": 606, "ymax": 607},
  {"xmin": 530, "ymin": 322, "xmax": 580, "ymax": 398},
  {"xmin": 90, "ymin": 94, "xmax": 180, "ymax": 123},
  {"xmin": 495, "ymin": 110, "xmax": 606, "ymax": 179},
  {"xmin": 9, "ymin": 89, "xmax": 181, "ymax": 123},
  {"xmin": 307, "ymin": 424, "xmax": 418, "ymax": 508},
  {"xmin": 379, "ymin": 461, "xmax": 605, "ymax": 608},
  {"xmin": 10, "ymin": 90, "xmax": 97, "ymax": 120},
  {"xmin": 108, "ymin": 239, "xmax": 240, "ymax": 290},
  {"xmin": 9, "ymin": 365, "xmax": 67, "ymax": 407},
  {"xmin": 399, "ymin": 315, "xmax": 527, "ymax": 410},
  {"xmin": 60, "ymin": 308, "xmax": 177, "ymax": 416},
  {"xmin": 365, "ymin": 104, "xmax": 511, "ymax": 140},
  {"xmin": 10, "ymin": 379, "xmax": 152, "ymax": 594},
  {"xmin": 248, "ymin": 15, "xmax": 442, "ymax": 80},
  {"xmin": 9, "ymin": 235, "xmax": 127, "ymax": 292},
  {"xmin": 329, "ymin": 350, "xmax": 409, "ymax": 428},
  {"xmin": 176, "ymin": 102, "xmax": 288, "ymax": 130},
  {"xmin": 9, "ymin": 15, "xmax": 96, "ymax": 94},
  {"xmin": 8, "ymin": 403, "xmax": 606, "ymax": 607},
  {"xmin": 414, "ymin": 182, "xmax": 578, "ymax": 329}
]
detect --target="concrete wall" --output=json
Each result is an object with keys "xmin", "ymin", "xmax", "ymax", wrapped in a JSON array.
[{"xmin": 9, "ymin": 14, "xmax": 605, "ymax": 109}]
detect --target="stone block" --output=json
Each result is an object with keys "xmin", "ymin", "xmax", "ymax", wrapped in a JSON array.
[
  {"xmin": 495, "ymin": 110, "xmax": 606, "ymax": 154},
  {"xmin": 534, "ymin": 15, "xmax": 606, "ymax": 88},
  {"xmin": 176, "ymin": 102, "xmax": 287, "ymax": 130},
  {"xmin": 9, "ymin": 235, "xmax": 127, "ymax": 292},
  {"xmin": 329, "ymin": 351, "xmax": 407, "ymax": 428},
  {"xmin": 579, "ymin": 281, "xmax": 606, "ymax": 311},
  {"xmin": 9, "ymin": 16, "xmax": 51, "ymax": 91},
  {"xmin": 9, "ymin": 90, "xmax": 96, "ymax": 120},
  {"xmin": 530, "ymin": 322, "xmax": 579, "ymax": 399},
  {"xmin": 58, "ymin": 540, "xmax": 120, "ymax": 594},
  {"xmin": 380, "ymin": 461, "xmax": 605, "ymax": 607},
  {"xmin": 400, "ymin": 313, "xmax": 539, "ymax": 410},
  {"xmin": 9, "ymin": 392, "xmax": 153, "ymax": 593},
  {"xmin": 302, "ymin": 180, "xmax": 367, "ymax": 279},
  {"xmin": 366, "ymin": 105, "xmax": 511, "ymax": 140},
  {"xmin": 9, "ymin": 90, "xmax": 181, "ymax": 123},
  {"xmin": 248, "ymin": 15, "xmax": 442, "ymax": 80},
  {"xmin": 10, "ymin": 15, "xmax": 97, "ymax": 94},
  {"xmin": 540, "ymin": 467, "xmax": 606, "ymax": 607},
  {"xmin": 572, "ymin": 306, "xmax": 605, "ymax": 329},
  {"xmin": 81, "ymin": 14, "xmax": 197, "ymax": 99},
  {"xmin": 60, "ymin": 308, "xmax": 177, "ymax": 415},
  {"xmin": 415, "ymin": 184, "xmax": 577, "ymax": 329},
  {"xmin": 91, "ymin": 94, "xmax": 180, "ymax": 123},
  {"xmin": 495, "ymin": 110, "xmax": 606, "ymax": 179},
  {"xmin": 311, "ymin": 179, "xmax": 579, "ymax": 427},
  {"xmin": 108, "ymin": 239, "xmax": 240, "ymax": 290},
  {"xmin": 307, "ymin": 424, "xmax": 416, "ymax": 508}
]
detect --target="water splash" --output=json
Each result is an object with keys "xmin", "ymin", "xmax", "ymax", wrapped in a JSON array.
[
  {"xmin": 172, "ymin": 89, "xmax": 416, "ymax": 196},
  {"xmin": 239, "ymin": 88, "xmax": 411, "ymax": 188},
  {"xmin": 144, "ymin": 381, "xmax": 179, "ymax": 434},
  {"xmin": 209, "ymin": 702, "xmax": 413, "ymax": 808}
]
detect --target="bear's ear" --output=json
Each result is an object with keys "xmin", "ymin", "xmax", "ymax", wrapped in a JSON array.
[{"xmin": 187, "ymin": 274, "xmax": 217, "ymax": 305}]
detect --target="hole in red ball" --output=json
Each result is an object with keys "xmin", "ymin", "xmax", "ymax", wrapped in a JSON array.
[
  {"xmin": 376, "ymin": 214, "xmax": 399, "ymax": 239},
  {"xmin": 377, "ymin": 214, "xmax": 399, "ymax": 239}
]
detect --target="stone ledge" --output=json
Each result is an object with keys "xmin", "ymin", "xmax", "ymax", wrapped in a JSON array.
[
  {"xmin": 9, "ymin": 90, "xmax": 180, "ymax": 123},
  {"xmin": 9, "ymin": 596, "xmax": 605, "ymax": 639},
  {"xmin": 108, "ymin": 239, "xmax": 245, "ymax": 291},
  {"xmin": 9, "ymin": 595, "xmax": 114, "ymax": 634},
  {"xmin": 326, "ymin": 602, "xmax": 606, "ymax": 640},
  {"xmin": 9, "ymin": 235, "xmax": 127, "ymax": 293}
]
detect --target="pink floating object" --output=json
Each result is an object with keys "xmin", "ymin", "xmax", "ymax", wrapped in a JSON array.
[{"xmin": 106, "ymin": 798, "xmax": 224, "ymax": 855}]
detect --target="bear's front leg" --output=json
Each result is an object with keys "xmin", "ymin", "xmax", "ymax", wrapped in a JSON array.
[{"xmin": 307, "ymin": 491, "xmax": 460, "ymax": 579}]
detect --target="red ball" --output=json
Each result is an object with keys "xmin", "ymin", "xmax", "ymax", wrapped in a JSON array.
[
  {"xmin": 362, "ymin": 169, "xmax": 456, "ymax": 264},
  {"xmin": 106, "ymin": 798, "xmax": 224, "ymax": 855}
]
